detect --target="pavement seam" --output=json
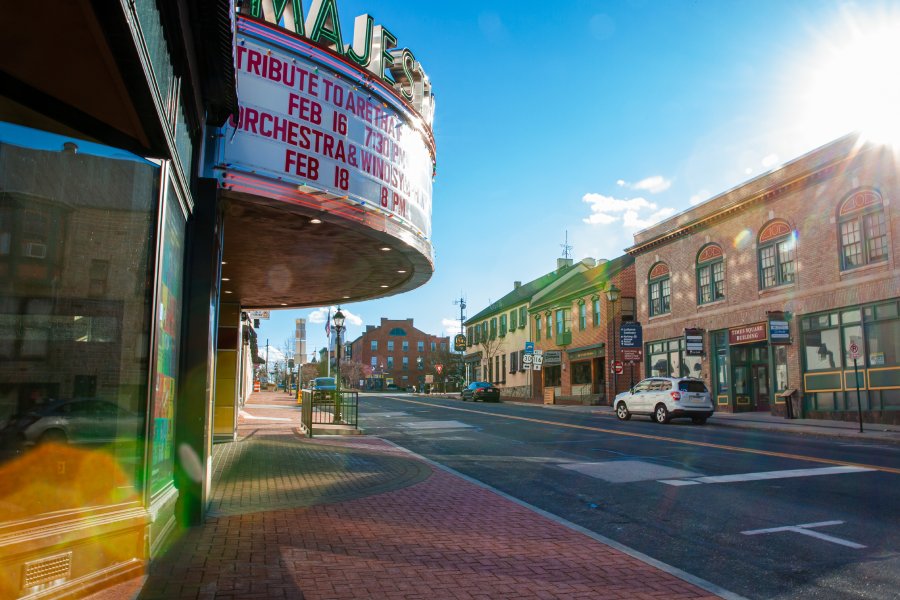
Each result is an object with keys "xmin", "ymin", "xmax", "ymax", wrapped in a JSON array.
[{"xmin": 379, "ymin": 437, "xmax": 750, "ymax": 600}]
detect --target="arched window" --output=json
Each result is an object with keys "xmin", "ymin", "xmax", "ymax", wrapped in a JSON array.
[
  {"xmin": 648, "ymin": 262, "xmax": 671, "ymax": 316},
  {"xmin": 757, "ymin": 220, "xmax": 795, "ymax": 289},
  {"xmin": 696, "ymin": 244, "xmax": 725, "ymax": 304},
  {"xmin": 388, "ymin": 327, "xmax": 407, "ymax": 336},
  {"xmin": 838, "ymin": 189, "xmax": 888, "ymax": 270}
]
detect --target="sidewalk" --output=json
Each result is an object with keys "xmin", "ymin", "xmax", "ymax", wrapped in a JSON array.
[{"xmin": 92, "ymin": 390, "xmax": 727, "ymax": 600}]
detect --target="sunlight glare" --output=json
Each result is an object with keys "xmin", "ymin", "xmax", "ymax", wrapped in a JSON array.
[{"xmin": 803, "ymin": 21, "xmax": 900, "ymax": 146}]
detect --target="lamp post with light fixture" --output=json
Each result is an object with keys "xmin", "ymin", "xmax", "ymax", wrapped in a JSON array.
[
  {"xmin": 605, "ymin": 283, "xmax": 621, "ymax": 405},
  {"xmin": 332, "ymin": 308, "xmax": 345, "ymax": 423}
]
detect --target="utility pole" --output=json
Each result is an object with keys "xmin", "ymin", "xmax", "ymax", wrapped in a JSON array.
[{"xmin": 265, "ymin": 339, "xmax": 269, "ymax": 387}]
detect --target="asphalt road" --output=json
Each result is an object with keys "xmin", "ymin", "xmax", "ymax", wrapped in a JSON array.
[{"xmin": 357, "ymin": 392, "xmax": 900, "ymax": 600}]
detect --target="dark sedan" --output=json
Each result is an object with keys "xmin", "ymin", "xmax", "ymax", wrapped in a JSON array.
[{"xmin": 460, "ymin": 382, "xmax": 500, "ymax": 402}]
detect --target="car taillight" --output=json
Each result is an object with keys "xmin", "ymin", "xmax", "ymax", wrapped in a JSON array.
[
  {"xmin": 477, "ymin": 387, "xmax": 487, "ymax": 393},
  {"xmin": 670, "ymin": 391, "xmax": 681, "ymax": 401}
]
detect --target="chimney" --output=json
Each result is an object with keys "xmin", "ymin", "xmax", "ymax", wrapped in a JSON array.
[
  {"xmin": 581, "ymin": 258, "xmax": 596, "ymax": 267},
  {"xmin": 513, "ymin": 281, "xmax": 522, "ymax": 289},
  {"xmin": 557, "ymin": 257, "xmax": 574, "ymax": 271}
]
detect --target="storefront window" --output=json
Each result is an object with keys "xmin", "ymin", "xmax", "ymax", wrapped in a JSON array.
[
  {"xmin": 774, "ymin": 346, "xmax": 789, "ymax": 392},
  {"xmin": 572, "ymin": 361, "xmax": 592, "ymax": 384},
  {"xmin": 804, "ymin": 328, "xmax": 840, "ymax": 370},
  {"xmin": 149, "ymin": 179, "xmax": 185, "ymax": 497},
  {"xmin": 0, "ymin": 123, "xmax": 158, "ymax": 519}
]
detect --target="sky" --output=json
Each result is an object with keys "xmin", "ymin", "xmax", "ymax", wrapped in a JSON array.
[{"xmin": 254, "ymin": 0, "xmax": 900, "ymax": 365}]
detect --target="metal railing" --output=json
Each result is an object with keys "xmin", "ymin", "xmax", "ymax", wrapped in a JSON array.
[{"xmin": 300, "ymin": 389, "xmax": 359, "ymax": 434}]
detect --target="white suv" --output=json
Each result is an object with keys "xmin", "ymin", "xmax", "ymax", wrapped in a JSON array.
[{"xmin": 614, "ymin": 377, "xmax": 713, "ymax": 424}]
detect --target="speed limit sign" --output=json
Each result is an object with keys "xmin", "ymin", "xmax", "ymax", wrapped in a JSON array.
[{"xmin": 848, "ymin": 342, "xmax": 860, "ymax": 360}]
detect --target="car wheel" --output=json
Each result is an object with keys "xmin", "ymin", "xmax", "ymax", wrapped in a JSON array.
[
  {"xmin": 654, "ymin": 404, "xmax": 670, "ymax": 424},
  {"xmin": 39, "ymin": 429, "xmax": 67, "ymax": 444},
  {"xmin": 692, "ymin": 416, "xmax": 707, "ymax": 425},
  {"xmin": 615, "ymin": 402, "xmax": 631, "ymax": 421}
]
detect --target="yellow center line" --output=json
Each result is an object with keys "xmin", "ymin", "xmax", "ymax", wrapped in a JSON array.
[{"xmin": 385, "ymin": 396, "xmax": 900, "ymax": 476}]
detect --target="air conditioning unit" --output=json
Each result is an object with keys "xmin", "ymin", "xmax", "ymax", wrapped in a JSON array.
[{"xmin": 24, "ymin": 242, "xmax": 47, "ymax": 259}]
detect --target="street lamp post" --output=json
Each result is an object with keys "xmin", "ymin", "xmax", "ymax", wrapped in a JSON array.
[
  {"xmin": 332, "ymin": 308, "xmax": 345, "ymax": 423},
  {"xmin": 606, "ymin": 283, "xmax": 621, "ymax": 405}
]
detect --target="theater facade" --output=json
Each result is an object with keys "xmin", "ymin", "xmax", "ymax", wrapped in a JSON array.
[
  {"xmin": 0, "ymin": 1, "xmax": 435, "ymax": 597},
  {"xmin": 628, "ymin": 134, "xmax": 900, "ymax": 424}
]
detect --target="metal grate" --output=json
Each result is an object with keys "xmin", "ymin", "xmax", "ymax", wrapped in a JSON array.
[{"xmin": 23, "ymin": 551, "xmax": 72, "ymax": 589}]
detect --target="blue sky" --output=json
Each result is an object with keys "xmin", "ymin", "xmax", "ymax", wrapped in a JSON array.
[{"xmin": 254, "ymin": 0, "xmax": 900, "ymax": 364}]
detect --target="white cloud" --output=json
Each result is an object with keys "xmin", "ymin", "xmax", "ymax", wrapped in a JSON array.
[
  {"xmin": 616, "ymin": 179, "xmax": 626, "ymax": 187},
  {"xmin": 307, "ymin": 306, "xmax": 363, "ymax": 327},
  {"xmin": 582, "ymin": 193, "xmax": 675, "ymax": 230},
  {"xmin": 630, "ymin": 175, "xmax": 672, "ymax": 194},
  {"xmin": 761, "ymin": 153, "xmax": 780, "ymax": 169},
  {"xmin": 689, "ymin": 189, "xmax": 710, "ymax": 206},
  {"xmin": 442, "ymin": 318, "xmax": 462, "ymax": 337}
]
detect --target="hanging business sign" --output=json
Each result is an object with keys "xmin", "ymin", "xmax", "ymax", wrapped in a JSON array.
[
  {"xmin": 453, "ymin": 334, "xmax": 466, "ymax": 351},
  {"xmin": 769, "ymin": 320, "xmax": 790, "ymax": 344},
  {"xmin": 543, "ymin": 350, "xmax": 562, "ymax": 365},
  {"xmin": 685, "ymin": 329, "xmax": 704, "ymax": 356},
  {"xmin": 248, "ymin": 310, "xmax": 271, "ymax": 319}
]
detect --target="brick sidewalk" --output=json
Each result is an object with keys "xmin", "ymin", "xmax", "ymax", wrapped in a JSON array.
[{"xmin": 96, "ymin": 392, "xmax": 724, "ymax": 599}]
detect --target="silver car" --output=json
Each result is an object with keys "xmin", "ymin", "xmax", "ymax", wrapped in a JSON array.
[
  {"xmin": 614, "ymin": 377, "xmax": 714, "ymax": 424},
  {"xmin": 0, "ymin": 399, "xmax": 143, "ymax": 448}
]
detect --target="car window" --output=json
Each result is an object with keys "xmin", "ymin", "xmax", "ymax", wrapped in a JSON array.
[
  {"xmin": 632, "ymin": 380, "xmax": 650, "ymax": 393},
  {"xmin": 679, "ymin": 380, "xmax": 708, "ymax": 393}
]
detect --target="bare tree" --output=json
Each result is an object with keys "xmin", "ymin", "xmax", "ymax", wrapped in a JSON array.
[
  {"xmin": 478, "ymin": 336, "xmax": 505, "ymax": 385},
  {"xmin": 340, "ymin": 360, "xmax": 370, "ymax": 389}
]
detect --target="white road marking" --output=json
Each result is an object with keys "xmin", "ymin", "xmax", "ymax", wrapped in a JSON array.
[
  {"xmin": 659, "ymin": 465, "xmax": 873, "ymax": 486},
  {"xmin": 400, "ymin": 420, "xmax": 473, "ymax": 430},
  {"xmin": 741, "ymin": 520, "xmax": 866, "ymax": 549}
]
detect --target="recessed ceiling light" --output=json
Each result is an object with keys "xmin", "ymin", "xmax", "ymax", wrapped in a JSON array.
[
  {"xmin": 224, "ymin": 290, "xmax": 232, "ymax": 294},
  {"xmin": 310, "ymin": 218, "xmax": 322, "ymax": 224},
  {"xmin": 380, "ymin": 285, "xmax": 389, "ymax": 288},
  {"xmin": 221, "ymin": 261, "xmax": 227, "ymax": 265},
  {"xmin": 343, "ymin": 296, "xmax": 350, "ymax": 299},
  {"xmin": 397, "ymin": 270, "xmax": 407, "ymax": 274},
  {"xmin": 222, "ymin": 278, "xmax": 230, "ymax": 281},
  {"xmin": 380, "ymin": 247, "xmax": 391, "ymax": 251},
  {"xmin": 280, "ymin": 303, "xmax": 287, "ymax": 306}
]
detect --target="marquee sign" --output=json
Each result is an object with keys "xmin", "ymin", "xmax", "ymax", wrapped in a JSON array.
[{"xmin": 218, "ymin": 29, "xmax": 434, "ymax": 238}]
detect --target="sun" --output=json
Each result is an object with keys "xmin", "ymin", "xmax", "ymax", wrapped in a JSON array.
[{"xmin": 798, "ymin": 13, "xmax": 900, "ymax": 147}]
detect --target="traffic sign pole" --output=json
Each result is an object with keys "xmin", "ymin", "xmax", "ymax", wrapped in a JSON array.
[{"xmin": 849, "ymin": 341, "xmax": 863, "ymax": 433}]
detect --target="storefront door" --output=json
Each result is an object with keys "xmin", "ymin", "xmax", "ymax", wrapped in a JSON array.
[{"xmin": 752, "ymin": 364, "xmax": 770, "ymax": 411}]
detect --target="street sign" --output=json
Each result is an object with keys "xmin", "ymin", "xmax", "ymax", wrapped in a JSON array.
[
  {"xmin": 522, "ymin": 354, "xmax": 533, "ymax": 364},
  {"xmin": 619, "ymin": 322, "xmax": 642, "ymax": 348},
  {"xmin": 685, "ymin": 328, "xmax": 704, "ymax": 356},
  {"xmin": 533, "ymin": 353, "xmax": 544, "ymax": 371},
  {"xmin": 524, "ymin": 341, "xmax": 534, "ymax": 355},
  {"xmin": 543, "ymin": 350, "xmax": 562, "ymax": 365},
  {"xmin": 612, "ymin": 360, "xmax": 624, "ymax": 375},
  {"xmin": 435, "ymin": 364, "xmax": 444, "ymax": 374},
  {"xmin": 849, "ymin": 342, "xmax": 861, "ymax": 360},
  {"xmin": 248, "ymin": 310, "xmax": 270, "ymax": 319},
  {"xmin": 622, "ymin": 348, "xmax": 642, "ymax": 362}
]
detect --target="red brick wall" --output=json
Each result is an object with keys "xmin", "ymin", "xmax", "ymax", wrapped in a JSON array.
[
  {"xmin": 633, "ymin": 144, "xmax": 900, "ymax": 411},
  {"xmin": 349, "ymin": 318, "xmax": 449, "ymax": 386}
]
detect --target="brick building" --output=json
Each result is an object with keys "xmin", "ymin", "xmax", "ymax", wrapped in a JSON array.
[
  {"xmin": 348, "ymin": 318, "xmax": 449, "ymax": 390},
  {"xmin": 529, "ymin": 255, "xmax": 637, "ymax": 405},
  {"xmin": 628, "ymin": 134, "xmax": 900, "ymax": 424}
]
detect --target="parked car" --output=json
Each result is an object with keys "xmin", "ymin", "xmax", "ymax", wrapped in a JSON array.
[
  {"xmin": 309, "ymin": 377, "xmax": 336, "ymax": 401},
  {"xmin": 460, "ymin": 381, "xmax": 500, "ymax": 402},
  {"xmin": 311, "ymin": 377, "xmax": 336, "ymax": 390},
  {"xmin": 613, "ymin": 377, "xmax": 713, "ymax": 424},
  {"xmin": 0, "ymin": 398, "xmax": 143, "ymax": 449}
]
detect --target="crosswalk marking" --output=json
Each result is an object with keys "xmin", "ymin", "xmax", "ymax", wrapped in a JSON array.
[{"xmin": 659, "ymin": 465, "xmax": 874, "ymax": 486}]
